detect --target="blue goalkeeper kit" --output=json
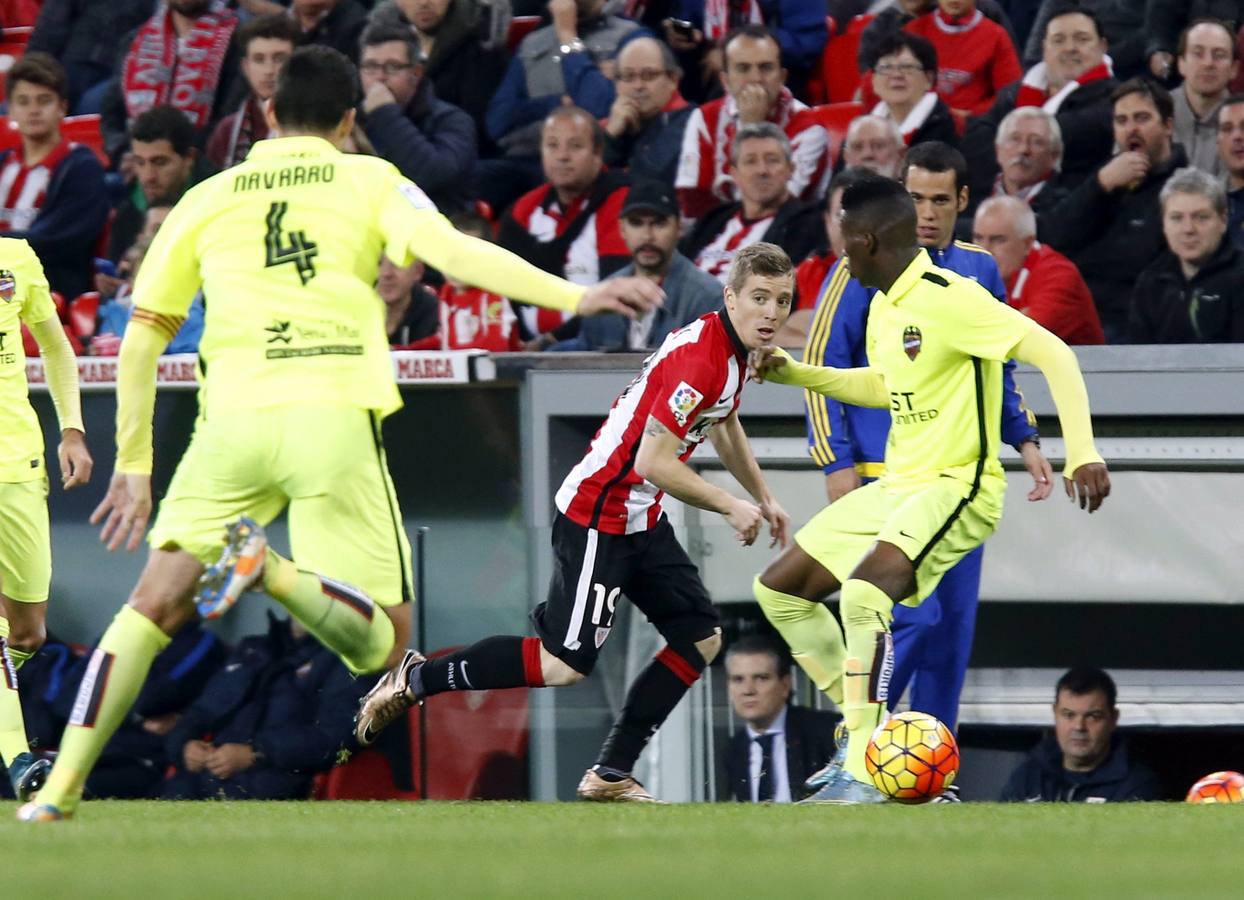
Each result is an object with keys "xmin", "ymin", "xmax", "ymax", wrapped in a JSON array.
[{"xmin": 803, "ymin": 241, "xmax": 1038, "ymax": 729}]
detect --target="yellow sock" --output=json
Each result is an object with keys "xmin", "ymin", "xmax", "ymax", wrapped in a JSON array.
[
  {"xmin": 262, "ymin": 550, "xmax": 395, "ymax": 674},
  {"xmin": 0, "ymin": 616, "xmax": 30, "ymax": 766},
  {"xmin": 840, "ymin": 579, "xmax": 894, "ymax": 781},
  {"xmin": 752, "ymin": 576, "xmax": 845, "ymax": 704},
  {"xmin": 35, "ymin": 606, "xmax": 170, "ymax": 813}
]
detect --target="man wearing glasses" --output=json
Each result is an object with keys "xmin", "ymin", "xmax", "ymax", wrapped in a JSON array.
[
  {"xmin": 357, "ymin": 22, "xmax": 477, "ymax": 214},
  {"xmin": 603, "ymin": 35, "xmax": 696, "ymax": 185}
]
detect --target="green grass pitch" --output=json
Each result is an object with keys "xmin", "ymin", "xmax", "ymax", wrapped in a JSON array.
[{"xmin": 2, "ymin": 800, "xmax": 1239, "ymax": 898}]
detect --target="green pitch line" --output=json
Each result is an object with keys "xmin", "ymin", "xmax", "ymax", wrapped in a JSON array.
[{"xmin": 2, "ymin": 801, "xmax": 1239, "ymax": 898}]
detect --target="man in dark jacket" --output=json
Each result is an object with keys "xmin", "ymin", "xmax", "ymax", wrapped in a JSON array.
[
  {"xmin": 682, "ymin": 122, "xmax": 820, "ymax": 283},
  {"xmin": 27, "ymin": 0, "xmax": 154, "ymax": 113},
  {"xmin": 603, "ymin": 35, "xmax": 696, "ymax": 186},
  {"xmin": 367, "ymin": 0, "xmax": 510, "ymax": 153},
  {"xmin": 1000, "ymin": 666, "xmax": 1161, "ymax": 802},
  {"xmin": 162, "ymin": 615, "xmax": 375, "ymax": 801},
  {"xmin": 1022, "ymin": 0, "xmax": 1145, "ymax": 80},
  {"xmin": 719, "ymin": 635, "xmax": 839, "ymax": 803},
  {"xmin": 1043, "ymin": 79, "xmax": 1187, "ymax": 341},
  {"xmin": 1129, "ymin": 166, "xmax": 1244, "ymax": 343},
  {"xmin": 1144, "ymin": 0, "xmax": 1244, "ymax": 83},
  {"xmin": 964, "ymin": 4, "xmax": 1117, "ymax": 204},
  {"xmin": 0, "ymin": 53, "xmax": 110, "ymax": 300},
  {"xmin": 357, "ymin": 22, "xmax": 477, "ymax": 214},
  {"xmin": 293, "ymin": 0, "xmax": 368, "ymax": 63}
]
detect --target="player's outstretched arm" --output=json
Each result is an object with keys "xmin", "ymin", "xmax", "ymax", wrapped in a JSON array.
[
  {"xmin": 749, "ymin": 346, "xmax": 889, "ymax": 408},
  {"xmin": 27, "ymin": 316, "xmax": 92, "ymax": 489},
  {"xmin": 1010, "ymin": 325, "xmax": 1111, "ymax": 513},
  {"xmin": 401, "ymin": 207, "xmax": 663, "ymax": 319},
  {"xmin": 635, "ymin": 415, "xmax": 764, "ymax": 546},
  {"xmin": 92, "ymin": 316, "xmax": 174, "ymax": 551},
  {"xmin": 708, "ymin": 412, "xmax": 789, "ymax": 548}
]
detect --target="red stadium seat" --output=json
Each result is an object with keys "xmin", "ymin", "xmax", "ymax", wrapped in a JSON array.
[
  {"xmin": 2, "ymin": 25, "xmax": 34, "ymax": 42},
  {"xmin": 819, "ymin": 14, "xmax": 873, "ymax": 104},
  {"xmin": 62, "ymin": 114, "xmax": 107, "ymax": 167},
  {"xmin": 68, "ymin": 292, "xmax": 100, "ymax": 343},
  {"xmin": 0, "ymin": 115, "xmax": 19, "ymax": 153},
  {"xmin": 507, "ymin": 16, "xmax": 541, "ymax": 51},
  {"xmin": 0, "ymin": 40, "xmax": 25, "ymax": 103},
  {"xmin": 808, "ymin": 101, "xmax": 864, "ymax": 168}
]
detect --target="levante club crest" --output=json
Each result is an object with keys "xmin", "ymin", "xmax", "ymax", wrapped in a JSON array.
[
  {"xmin": 903, "ymin": 325, "xmax": 922, "ymax": 361},
  {"xmin": 0, "ymin": 270, "xmax": 15, "ymax": 302}
]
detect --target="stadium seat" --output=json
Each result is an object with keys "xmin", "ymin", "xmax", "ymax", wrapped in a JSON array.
[
  {"xmin": 0, "ymin": 40, "xmax": 25, "ymax": 103},
  {"xmin": 62, "ymin": 114, "xmax": 108, "ymax": 167},
  {"xmin": 808, "ymin": 101, "xmax": 864, "ymax": 168},
  {"xmin": 818, "ymin": 14, "xmax": 872, "ymax": 104},
  {"xmin": 507, "ymin": 16, "xmax": 540, "ymax": 51},
  {"xmin": 68, "ymin": 292, "xmax": 100, "ymax": 343},
  {"xmin": 0, "ymin": 115, "xmax": 18, "ymax": 153},
  {"xmin": 2, "ymin": 25, "xmax": 34, "ymax": 41}
]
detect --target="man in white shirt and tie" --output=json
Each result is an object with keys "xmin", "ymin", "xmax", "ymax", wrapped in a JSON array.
[{"xmin": 720, "ymin": 635, "xmax": 840, "ymax": 802}]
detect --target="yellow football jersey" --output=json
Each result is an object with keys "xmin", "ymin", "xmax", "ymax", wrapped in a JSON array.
[
  {"xmin": 0, "ymin": 238, "xmax": 56, "ymax": 481},
  {"xmin": 866, "ymin": 249, "xmax": 1034, "ymax": 489},
  {"xmin": 133, "ymin": 135, "xmax": 553, "ymax": 419}
]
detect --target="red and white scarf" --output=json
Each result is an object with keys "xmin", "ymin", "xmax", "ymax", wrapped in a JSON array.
[
  {"xmin": 704, "ymin": 0, "xmax": 763, "ymax": 43},
  {"xmin": 123, "ymin": 2, "xmax": 238, "ymax": 129},
  {"xmin": 1015, "ymin": 58, "xmax": 1113, "ymax": 116},
  {"xmin": 872, "ymin": 91, "xmax": 939, "ymax": 146}
]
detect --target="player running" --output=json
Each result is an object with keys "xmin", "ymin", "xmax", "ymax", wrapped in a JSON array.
[
  {"xmin": 20, "ymin": 46, "xmax": 661, "ymax": 822},
  {"xmin": 0, "ymin": 239, "xmax": 92, "ymax": 801},
  {"xmin": 749, "ymin": 175, "xmax": 1110, "ymax": 803},
  {"xmin": 355, "ymin": 243, "xmax": 793, "ymax": 802}
]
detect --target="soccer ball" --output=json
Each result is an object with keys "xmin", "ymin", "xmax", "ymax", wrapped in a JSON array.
[
  {"xmin": 865, "ymin": 711, "xmax": 960, "ymax": 803},
  {"xmin": 1185, "ymin": 771, "xmax": 1244, "ymax": 804}
]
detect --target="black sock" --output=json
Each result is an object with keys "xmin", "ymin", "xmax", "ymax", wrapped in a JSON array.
[
  {"xmin": 413, "ymin": 635, "xmax": 540, "ymax": 698},
  {"xmin": 596, "ymin": 645, "xmax": 704, "ymax": 773}
]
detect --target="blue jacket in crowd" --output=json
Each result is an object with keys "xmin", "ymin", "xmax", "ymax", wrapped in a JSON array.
[{"xmin": 999, "ymin": 734, "xmax": 1162, "ymax": 803}]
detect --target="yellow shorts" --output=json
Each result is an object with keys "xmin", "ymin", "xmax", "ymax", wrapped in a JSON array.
[
  {"xmin": 0, "ymin": 477, "xmax": 50, "ymax": 603},
  {"xmin": 149, "ymin": 406, "xmax": 413, "ymax": 607},
  {"xmin": 795, "ymin": 474, "xmax": 1005, "ymax": 605}
]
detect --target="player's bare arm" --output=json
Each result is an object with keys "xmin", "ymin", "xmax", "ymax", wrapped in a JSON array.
[
  {"xmin": 635, "ymin": 415, "xmax": 763, "ymax": 545},
  {"xmin": 707, "ymin": 411, "xmax": 789, "ymax": 548},
  {"xmin": 1010, "ymin": 326, "xmax": 1111, "ymax": 513}
]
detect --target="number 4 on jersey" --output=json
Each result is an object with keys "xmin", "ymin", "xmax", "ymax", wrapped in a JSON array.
[{"xmin": 265, "ymin": 201, "xmax": 318, "ymax": 285}]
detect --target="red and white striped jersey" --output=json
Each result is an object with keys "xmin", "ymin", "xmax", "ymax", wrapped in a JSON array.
[
  {"xmin": 0, "ymin": 140, "xmax": 74, "ymax": 231},
  {"xmin": 692, "ymin": 211, "xmax": 775, "ymax": 283},
  {"xmin": 674, "ymin": 89, "xmax": 829, "ymax": 221},
  {"xmin": 556, "ymin": 310, "xmax": 749, "ymax": 534}
]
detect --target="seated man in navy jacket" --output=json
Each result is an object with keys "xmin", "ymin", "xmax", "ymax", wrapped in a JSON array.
[
  {"xmin": 719, "ymin": 635, "xmax": 839, "ymax": 803},
  {"xmin": 0, "ymin": 52, "xmax": 109, "ymax": 300},
  {"xmin": 1000, "ymin": 666, "xmax": 1161, "ymax": 803},
  {"xmin": 161, "ymin": 615, "xmax": 376, "ymax": 801}
]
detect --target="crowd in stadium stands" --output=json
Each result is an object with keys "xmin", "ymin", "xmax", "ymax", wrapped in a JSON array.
[{"xmin": 5, "ymin": 0, "xmax": 1243, "ymax": 361}]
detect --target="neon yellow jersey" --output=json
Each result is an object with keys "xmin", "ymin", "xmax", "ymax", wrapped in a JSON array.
[
  {"xmin": 866, "ymin": 249, "xmax": 1034, "ymax": 489},
  {"xmin": 0, "ymin": 239, "xmax": 56, "ymax": 481},
  {"xmin": 133, "ymin": 135, "xmax": 578, "ymax": 419}
]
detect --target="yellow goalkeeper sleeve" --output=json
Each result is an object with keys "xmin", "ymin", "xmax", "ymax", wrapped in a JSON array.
[
  {"xmin": 764, "ymin": 348, "xmax": 890, "ymax": 408},
  {"xmin": 1011, "ymin": 325, "xmax": 1104, "ymax": 478},
  {"xmin": 27, "ymin": 316, "xmax": 84, "ymax": 434},
  {"xmin": 114, "ymin": 317, "xmax": 172, "ymax": 475}
]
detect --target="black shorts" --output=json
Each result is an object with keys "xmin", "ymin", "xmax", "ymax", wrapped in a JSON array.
[{"xmin": 532, "ymin": 513, "xmax": 720, "ymax": 676}]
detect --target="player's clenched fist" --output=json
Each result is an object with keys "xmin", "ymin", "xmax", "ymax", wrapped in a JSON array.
[
  {"xmin": 1064, "ymin": 462, "xmax": 1111, "ymax": 513},
  {"xmin": 747, "ymin": 346, "xmax": 787, "ymax": 383},
  {"xmin": 725, "ymin": 496, "xmax": 763, "ymax": 546}
]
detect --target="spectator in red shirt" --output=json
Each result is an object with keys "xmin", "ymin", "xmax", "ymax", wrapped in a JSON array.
[
  {"xmin": 496, "ymin": 106, "xmax": 630, "ymax": 347},
  {"xmin": 904, "ymin": 0, "xmax": 1022, "ymax": 119},
  {"xmin": 973, "ymin": 194, "xmax": 1104, "ymax": 345},
  {"xmin": 435, "ymin": 210, "xmax": 522, "ymax": 352},
  {"xmin": 675, "ymin": 25, "xmax": 828, "ymax": 221}
]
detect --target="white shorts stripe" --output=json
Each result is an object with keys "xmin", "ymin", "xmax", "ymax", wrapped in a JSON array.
[{"xmin": 563, "ymin": 528, "xmax": 599, "ymax": 651}]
